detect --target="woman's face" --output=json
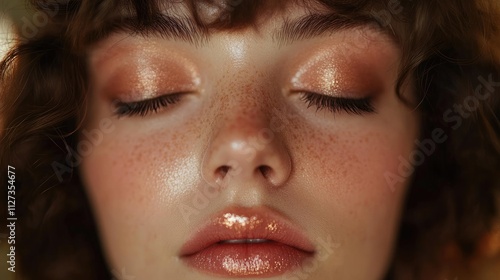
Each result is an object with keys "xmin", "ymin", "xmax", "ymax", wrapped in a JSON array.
[{"xmin": 81, "ymin": 2, "xmax": 419, "ymax": 279}]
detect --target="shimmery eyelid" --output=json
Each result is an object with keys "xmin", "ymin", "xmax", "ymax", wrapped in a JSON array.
[
  {"xmin": 288, "ymin": 46, "xmax": 384, "ymax": 100},
  {"xmin": 292, "ymin": 63, "xmax": 342, "ymax": 96},
  {"xmin": 96, "ymin": 48, "xmax": 201, "ymax": 103},
  {"xmin": 290, "ymin": 51, "xmax": 354, "ymax": 97}
]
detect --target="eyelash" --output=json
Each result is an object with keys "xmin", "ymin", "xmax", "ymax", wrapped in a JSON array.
[
  {"xmin": 114, "ymin": 94, "xmax": 182, "ymax": 117},
  {"xmin": 113, "ymin": 92, "xmax": 375, "ymax": 117},
  {"xmin": 299, "ymin": 92, "xmax": 376, "ymax": 115}
]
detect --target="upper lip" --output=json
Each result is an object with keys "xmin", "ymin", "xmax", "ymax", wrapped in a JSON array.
[{"xmin": 179, "ymin": 206, "xmax": 316, "ymax": 256}]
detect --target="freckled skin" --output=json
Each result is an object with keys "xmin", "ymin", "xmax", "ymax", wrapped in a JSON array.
[{"xmin": 80, "ymin": 4, "xmax": 419, "ymax": 280}]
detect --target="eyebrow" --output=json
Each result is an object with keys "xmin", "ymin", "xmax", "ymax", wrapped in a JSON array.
[
  {"xmin": 97, "ymin": 12, "xmax": 393, "ymax": 46},
  {"xmin": 273, "ymin": 13, "xmax": 395, "ymax": 45},
  {"xmin": 97, "ymin": 15, "xmax": 208, "ymax": 45}
]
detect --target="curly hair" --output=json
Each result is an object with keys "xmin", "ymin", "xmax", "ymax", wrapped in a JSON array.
[{"xmin": 1, "ymin": 0, "xmax": 499, "ymax": 279}]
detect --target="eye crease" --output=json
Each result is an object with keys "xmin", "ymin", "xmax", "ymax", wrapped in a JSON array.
[
  {"xmin": 114, "ymin": 93, "xmax": 183, "ymax": 117},
  {"xmin": 299, "ymin": 92, "xmax": 376, "ymax": 115},
  {"xmin": 113, "ymin": 90, "xmax": 376, "ymax": 118},
  {"xmin": 113, "ymin": 91, "xmax": 375, "ymax": 118}
]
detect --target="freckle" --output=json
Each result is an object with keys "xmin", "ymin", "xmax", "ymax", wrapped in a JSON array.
[
  {"xmin": 328, "ymin": 134, "xmax": 338, "ymax": 143},
  {"xmin": 136, "ymin": 150, "xmax": 142, "ymax": 161}
]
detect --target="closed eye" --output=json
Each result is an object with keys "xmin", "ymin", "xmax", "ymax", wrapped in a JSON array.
[
  {"xmin": 299, "ymin": 92, "xmax": 376, "ymax": 115},
  {"xmin": 113, "ymin": 93, "xmax": 183, "ymax": 117}
]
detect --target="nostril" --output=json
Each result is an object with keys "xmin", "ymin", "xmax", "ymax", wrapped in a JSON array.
[
  {"xmin": 258, "ymin": 165, "xmax": 272, "ymax": 179},
  {"xmin": 216, "ymin": 165, "xmax": 230, "ymax": 178}
]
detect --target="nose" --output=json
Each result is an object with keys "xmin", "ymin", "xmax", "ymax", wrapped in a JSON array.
[{"xmin": 201, "ymin": 110, "xmax": 292, "ymax": 188}]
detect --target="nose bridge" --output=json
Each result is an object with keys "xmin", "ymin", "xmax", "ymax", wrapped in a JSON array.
[
  {"xmin": 215, "ymin": 55, "xmax": 274, "ymax": 140},
  {"xmin": 224, "ymin": 85, "xmax": 271, "ymax": 134}
]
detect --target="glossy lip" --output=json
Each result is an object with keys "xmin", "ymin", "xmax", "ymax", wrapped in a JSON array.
[{"xmin": 179, "ymin": 206, "xmax": 316, "ymax": 277}]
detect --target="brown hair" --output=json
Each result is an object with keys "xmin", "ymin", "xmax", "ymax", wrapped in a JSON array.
[{"xmin": 1, "ymin": 0, "xmax": 499, "ymax": 279}]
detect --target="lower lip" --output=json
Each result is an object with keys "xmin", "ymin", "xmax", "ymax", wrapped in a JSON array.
[{"xmin": 183, "ymin": 242, "xmax": 313, "ymax": 277}]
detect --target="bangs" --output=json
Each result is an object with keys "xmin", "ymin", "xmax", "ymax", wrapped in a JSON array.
[{"xmin": 32, "ymin": 0, "xmax": 396, "ymax": 48}]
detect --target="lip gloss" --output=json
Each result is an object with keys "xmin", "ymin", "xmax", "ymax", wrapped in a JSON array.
[{"xmin": 180, "ymin": 206, "xmax": 315, "ymax": 277}]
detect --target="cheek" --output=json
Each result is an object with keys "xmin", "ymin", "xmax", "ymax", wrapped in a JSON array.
[
  {"xmin": 293, "ymin": 114, "xmax": 416, "ymax": 197},
  {"xmin": 288, "ymin": 120, "xmax": 416, "ymax": 276},
  {"xmin": 79, "ymin": 122, "xmax": 201, "ymax": 266},
  {"xmin": 296, "ymin": 127, "xmax": 412, "ymax": 222}
]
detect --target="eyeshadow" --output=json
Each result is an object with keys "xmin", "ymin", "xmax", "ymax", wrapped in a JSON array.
[
  {"xmin": 289, "ymin": 47, "xmax": 385, "ymax": 98},
  {"xmin": 292, "ymin": 54, "xmax": 346, "ymax": 96},
  {"xmin": 90, "ymin": 40, "xmax": 200, "ymax": 102}
]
